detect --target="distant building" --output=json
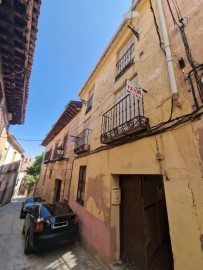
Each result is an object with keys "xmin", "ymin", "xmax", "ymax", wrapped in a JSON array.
[
  {"xmin": 14, "ymin": 155, "xmax": 35, "ymax": 196},
  {"xmin": 0, "ymin": 133, "xmax": 24, "ymax": 205},
  {"xmin": 36, "ymin": 101, "xmax": 82, "ymax": 202},
  {"xmin": 0, "ymin": 0, "xmax": 42, "ymax": 201}
]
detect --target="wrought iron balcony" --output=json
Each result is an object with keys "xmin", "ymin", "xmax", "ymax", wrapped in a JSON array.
[
  {"xmin": 43, "ymin": 149, "xmax": 52, "ymax": 164},
  {"xmin": 115, "ymin": 43, "xmax": 135, "ymax": 82},
  {"xmin": 74, "ymin": 129, "xmax": 91, "ymax": 154},
  {"xmin": 43, "ymin": 147, "xmax": 68, "ymax": 164},
  {"xmin": 0, "ymin": 160, "xmax": 20, "ymax": 173},
  {"xmin": 85, "ymin": 94, "xmax": 94, "ymax": 114},
  {"xmin": 101, "ymin": 94, "xmax": 149, "ymax": 144}
]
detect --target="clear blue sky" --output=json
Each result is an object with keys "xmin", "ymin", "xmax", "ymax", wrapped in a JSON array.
[{"xmin": 10, "ymin": 0, "xmax": 132, "ymax": 157}]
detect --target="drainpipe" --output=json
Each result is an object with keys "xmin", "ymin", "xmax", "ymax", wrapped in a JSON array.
[{"xmin": 156, "ymin": 0, "xmax": 179, "ymax": 102}]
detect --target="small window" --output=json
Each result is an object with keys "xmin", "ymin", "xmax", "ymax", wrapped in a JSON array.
[
  {"xmin": 43, "ymin": 169, "xmax": 47, "ymax": 185},
  {"xmin": 44, "ymin": 149, "xmax": 52, "ymax": 163},
  {"xmin": 115, "ymin": 36, "xmax": 135, "ymax": 81},
  {"xmin": 49, "ymin": 169, "xmax": 52, "ymax": 179},
  {"xmin": 53, "ymin": 141, "xmax": 60, "ymax": 160},
  {"xmin": 63, "ymin": 134, "xmax": 69, "ymax": 154},
  {"xmin": 76, "ymin": 166, "xmax": 87, "ymax": 206},
  {"xmin": 85, "ymin": 89, "xmax": 94, "ymax": 114}
]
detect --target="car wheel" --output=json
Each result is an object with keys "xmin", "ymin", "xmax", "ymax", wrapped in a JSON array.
[
  {"xmin": 20, "ymin": 212, "xmax": 24, "ymax": 219},
  {"xmin": 24, "ymin": 232, "xmax": 32, "ymax": 255}
]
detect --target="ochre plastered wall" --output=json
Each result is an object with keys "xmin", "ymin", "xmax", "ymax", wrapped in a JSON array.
[
  {"xmin": 78, "ymin": 0, "xmax": 191, "ymax": 152},
  {"xmin": 70, "ymin": 0, "xmax": 203, "ymax": 268},
  {"xmin": 71, "ymin": 123, "xmax": 203, "ymax": 268}
]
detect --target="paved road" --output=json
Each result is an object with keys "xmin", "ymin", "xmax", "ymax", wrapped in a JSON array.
[{"xmin": 0, "ymin": 196, "xmax": 105, "ymax": 270}]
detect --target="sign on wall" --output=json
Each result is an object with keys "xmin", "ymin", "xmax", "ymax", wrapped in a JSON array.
[{"xmin": 126, "ymin": 80, "xmax": 143, "ymax": 99}]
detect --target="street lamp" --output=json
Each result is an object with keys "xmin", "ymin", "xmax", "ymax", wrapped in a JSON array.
[{"xmin": 56, "ymin": 146, "xmax": 64, "ymax": 159}]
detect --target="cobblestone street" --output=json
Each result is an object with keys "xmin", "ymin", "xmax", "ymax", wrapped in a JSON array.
[{"xmin": 0, "ymin": 197, "xmax": 105, "ymax": 270}]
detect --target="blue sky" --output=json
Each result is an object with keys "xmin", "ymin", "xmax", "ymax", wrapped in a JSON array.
[{"xmin": 10, "ymin": 0, "xmax": 132, "ymax": 157}]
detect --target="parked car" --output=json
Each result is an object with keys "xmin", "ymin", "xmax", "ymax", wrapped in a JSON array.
[
  {"xmin": 20, "ymin": 196, "xmax": 44, "ymax": 219},
  {"xmin": 22, "ymin": 202, "xmax": 78, "ymax": 254}
]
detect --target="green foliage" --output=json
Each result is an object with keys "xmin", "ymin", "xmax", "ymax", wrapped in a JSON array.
[
  {"xmin": 26, "ymin": 153, "xmax": 43, "ymax": 193},
  {"xmin": 26, "ymin": 153, "xmax": 43, "ymax": 178},
  {"xmin": 26, "ymin": 175, "xmax": 36, "ymax": 194}
]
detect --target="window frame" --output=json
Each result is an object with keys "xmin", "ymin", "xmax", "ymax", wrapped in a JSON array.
[
  {"xmin": 76, "ymin": 166, "xmax": 87, "ymax": 206},
  {"xmin": 85, "ymin": 89, "xmax": 94, "ymax": 114},
  {"xmin": 115, "ymin": 36, "xmax": 135, "ymax": 81}
]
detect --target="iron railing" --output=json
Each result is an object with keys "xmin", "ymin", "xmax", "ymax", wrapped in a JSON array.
[
  {"xmin": 0, "ymin": 160, "xmax": 20, "ymax": 173},
  {"xmin": 74, "ymin": 128, "xmax": 91, "ymax": 154},
  {"xmin": 115, "ymin": 43, "xmax": 135, "ymax": 81},
  {"xmin": 43, "ymin": 149, "xmax": 52, "ymax": 164},
  {"xmin": 85, "ymin": 94, "xmax": 94, "ymax": 114},
  {"xmin": 101, "ymin": 94, "xmax": 149, "ymax": 144}
]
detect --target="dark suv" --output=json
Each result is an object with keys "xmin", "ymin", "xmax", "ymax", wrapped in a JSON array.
[
  {"xmin": 20, "ymin": 196, "xmax": 44, "ymax": 219},
  {"xmin": 22, "ymin": 203, "xmax": 78, "ymax": 254}
]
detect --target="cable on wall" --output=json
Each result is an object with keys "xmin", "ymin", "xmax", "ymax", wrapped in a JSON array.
[{"xmin": 149, "ymin": 0, "xmax": 165, "ymax": 55}]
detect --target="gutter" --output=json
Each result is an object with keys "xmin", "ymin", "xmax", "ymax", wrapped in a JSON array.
[{"xmin": 156, "ymin": 0, "xmax": 179, "ymax": 101}]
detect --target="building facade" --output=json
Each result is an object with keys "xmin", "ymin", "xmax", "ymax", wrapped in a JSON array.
[
  {"xmin": 0, "ymin": 133, "xmax": 24, "ymax": 205},
  {"xmin": 0, "ymin": 0, "xmax": 41, "ymax": 203},
  {"xmin": 67, "ymin": 0, "xmax": 203, "ymax": 269},
  {"xmin": 36, "ymin": 101, "xmax": 82, "ymax": 203},
  {"xmin": 14, "ymin": 155, "xmax": 34, "ymax": 196}
]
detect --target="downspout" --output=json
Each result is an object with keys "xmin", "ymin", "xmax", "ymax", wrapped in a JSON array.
[{"xmin": 156, "ymin": 0, "xmax": 179, "ymax": 102}]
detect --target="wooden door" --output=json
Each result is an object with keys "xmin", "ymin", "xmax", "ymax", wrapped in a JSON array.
[
  {"xmin": 120, "ymin": 175, "xmax": 147, "ymax": 270},
  {"xmin": 54, "ymin": 179, "xmax": 62, "ymax": 203}
]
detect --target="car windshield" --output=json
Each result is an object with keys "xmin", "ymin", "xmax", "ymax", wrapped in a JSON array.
[
  {"xmin": 40, "ymin": 204, "xmax": 72, "ymax": 218},
  {"xmin": 25, "ymin": 197, "xmax": 42, "ymax": 203},
  {"xmin": 40, "ymin": 205, "xmax": 55, "ymax": 218}
]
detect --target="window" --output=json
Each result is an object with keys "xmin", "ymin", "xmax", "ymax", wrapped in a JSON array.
[
  {"xmin": 115, "ymin": 36, "xmax": 135, "ymax": 81},
  {"xmin": 63, "ymin": 133, "xmax": 69, "ymax": 155},
  {"xmin": 76, "ymin": 166, "xmax": 87, "ymax": 206},
  {"xmin": 0, "ymin": 148, "xmax": 8, "ymax": 164},
  {"xmin": 53, "ymin": 141, "xmax": 60, "ymax": 160},
  {"xmin": 114, "ymin": 76, "xmax": 141, "ymax": 126},
  {"xmin": 84, "ymin": 117, "xmax": 91, "ymax": 130},
  {"xmin": 11, "ymin": 151, "xmax": 17, "ymax": 163},
  {"xmin": 85, "ymin": 89, "xmax": 94, "ymax": 114},
  {"xmin": 49, "ymin": 169, "xmax": 52, "ymax": 179},
  {"xmin": 43, "ymin": 169, "xmax": 47, "ymax": 185},
  {"xmin": 44, "ymin": 149, "xmax": 52, "ymax": 163}
]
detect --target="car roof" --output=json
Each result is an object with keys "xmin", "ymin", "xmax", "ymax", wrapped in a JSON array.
[{"xmin": 26, "ymin": 196, "xmax": 41, "ymax": 199}]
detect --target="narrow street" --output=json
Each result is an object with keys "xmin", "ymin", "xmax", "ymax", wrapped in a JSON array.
[{"xmin": 0, "ymin": 196, "xmax": 105, "ymax": 270}]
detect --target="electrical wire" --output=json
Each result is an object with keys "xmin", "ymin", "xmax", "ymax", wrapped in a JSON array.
[
  {"xmin": 149, "ymin": 0, "xmax": 165, "ymax": 56},
  {"xmin": 166, "ymin": 0, "xmax": 203, "ymax": 107}
]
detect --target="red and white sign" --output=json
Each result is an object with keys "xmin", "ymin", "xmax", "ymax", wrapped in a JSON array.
[{"xmin": 126, "ymin": 80, "xmax": 143, "ymax": 99}]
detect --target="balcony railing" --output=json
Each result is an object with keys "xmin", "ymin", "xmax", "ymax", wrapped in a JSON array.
[
  {"xmin": 43, "ymin": 150, "xmax": 52, "ymax": 164},
  {"xmin": 101, "ymin": 94, "xmax": 149, "ymax": 144},
  {"xmin": 74, "ymin": 129, "xmax": 91, "ymax": 154},
  {"xmin": 85, "ymin": 94, "xmax": 94, "ymax": 114},
  {"xmin": 115, "ymin": 43, "xmax": 135, "ymax": 81},
  {"xmin": 0, "ymin": 160, "xmax": 20, "ymax": 173}
]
